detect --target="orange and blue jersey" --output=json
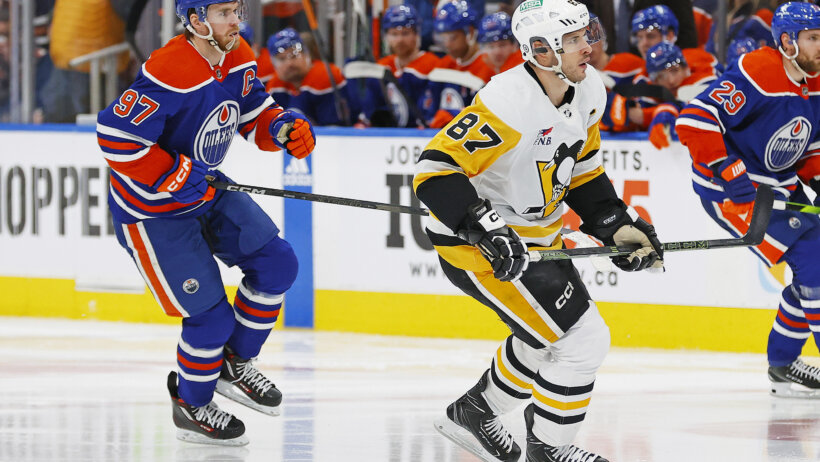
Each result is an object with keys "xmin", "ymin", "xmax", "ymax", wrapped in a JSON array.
[
  {"xmin": 348, "ymin": 51, "xmax": 438, "ymax": 127},
  {"xmin": 97, "ymin": 35, "xmax": 285, "ymax": 224},
  {"xmin": 492, "ymin": 51, "xmax": 524, "ymax": 75},
  {"xmin": 256, "ymin": 47, "xmax": 275, "ymax": 84},
  {"xmin": 423, "ymin": 51, "xmax": 495, "ymax": 128},
  {"xmin": 693, "ymin": 6, "xmax": 713, "ymax": 49},
  {"xmin": 599, "ymin": 52, "xmax": 645, "ymax": 132},
  {"xmin": 676, "ymin": 47, "xmax": 820, "ymax": 204},
  {"xmin": 265, "ymin": 60, "xmax": 352, "ymax": 126}
]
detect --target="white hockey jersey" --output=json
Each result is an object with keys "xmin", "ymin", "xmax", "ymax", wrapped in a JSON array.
[{"xmin": 414, "ymin": 63, "xmax": 608, "ymax": 272}]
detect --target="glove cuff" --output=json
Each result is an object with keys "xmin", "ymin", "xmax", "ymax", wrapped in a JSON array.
[
  {"xmin": 579, "ymin": 201, "xmax": 632, "ymax": 242},
  {"xmin": 457, "ymin": 199, "xmax": 506, "ymax": 244},
  {"xmin": 153, "ymin": 154, "xmax": 191, "ymax": 192}
]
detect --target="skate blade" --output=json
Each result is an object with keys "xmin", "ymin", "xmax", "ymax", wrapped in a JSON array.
[
  {"xmin": 433, "ymin": 417, "xmax": 514, "ymax": 462},
  {"xmin": 770, "ymin": 381, "xmax": 820, "ymax": 399},
  {"xmin": 216, "ymin": 379, "xmax": 281, "ymax": 416},
  {"xmin": 176, "ymin": 428, "xmax": 249, "ymax": 446}
]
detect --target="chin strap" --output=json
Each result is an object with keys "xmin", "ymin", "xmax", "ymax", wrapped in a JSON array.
[
  {"xmin": 528, "ymin": 53, "xmax": 580, "ymax": 87},
  {"xmin": 779, "ymin": 44, "xmax": 820, "ymax": 82},
  {"xmin": 187, "ymin": 22, "xmax": 236, "ymax": 55}
]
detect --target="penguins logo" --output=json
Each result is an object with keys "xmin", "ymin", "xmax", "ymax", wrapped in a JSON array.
[{"xmin": 536, "ymin": 140, "xmax": 584, "ymax": 216}]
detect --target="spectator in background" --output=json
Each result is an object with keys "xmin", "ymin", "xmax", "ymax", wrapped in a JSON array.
[
  {"xmin": 604, "ymin": 4, "xmax": 719, "ymax": 133},
  {"xmin": 405, "ymin": 0, "xmax": 486, "ymax": 51},
  {"xmin": 424, "ymin": 0, "xmax": 494, "ymax": 128},
  {"xmin": 633, "ymin": 0, "xmax": 698, "ymax": 49},
  {"xmin": 693, "ymin": 0, "xmax": 716, "ymax": 48},
  {"xmin": 262, "ymin": 0, "xmax": 307, "ymax": 39},
  {"xmin": 0, "ymin": 33, "xmax": 9, "ymax": 122},
  {"xmin": 705, "ymin": 0, "xmax": 780, "ymax": 59},
  {"xmin": 44, "ymin": 0, "xmax": 130, "ymax": 123},
  {"xmin": 265, "ymin": 27, "xmax": 352, "ymax": 126},
  {"xmin": 726, "ymin": 36, "xmax": 761, "ymax": 68},
  {"xmin": 477, "ymin": 11, "xmax": 522, "ymax": 74},
  {"xmin": 644, "ymin": 42, "xmax": 716, "ymax": 149},
  {"xmin": 347, "ymin": 4, "xmax": 438, "ymax": 127}
]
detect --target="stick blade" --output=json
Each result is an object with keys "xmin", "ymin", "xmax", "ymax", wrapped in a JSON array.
[{"xmin": 744, "ymin": 184, "xmax": 774, "ymax": 246}]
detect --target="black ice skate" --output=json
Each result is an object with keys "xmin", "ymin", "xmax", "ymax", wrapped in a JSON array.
[
  {"xmin": 433, "ymin": 370, "xmax": 521, "ymax": 461},
  {"xmin": 167, "ymin": 371, "xmax": 248, "ymax": 446},
  {"xmin": 215, "ymin": 345, "xmax": 282, "ymax": 416},
  {"xmin": 524, "ymin": 404, "xmax": 607, "ymax": 462},
  {"xmin": 769, "ymin": 358, "xmax": 820, "ymax": 398}
]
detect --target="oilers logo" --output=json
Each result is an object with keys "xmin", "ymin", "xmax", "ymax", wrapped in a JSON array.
[
  {"xmin": 194, "ymin": 102, "xmax": 240, "ymax": 167},
  {"xmin": 765, "ymin": 116, "xmax": 811, "ymax": 172},
  {"xmin": 440, "ymin": 87, "xmax": 466, "ymax": 112}
]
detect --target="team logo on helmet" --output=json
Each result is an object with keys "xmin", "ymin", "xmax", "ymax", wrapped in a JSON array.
[
  {"xmin": 194, "ymin": 102, "xmax": 240, "ymax": 167},
  {"xmin": 765, "ymin": 116, "xmax": 811, "ymax": 172}
]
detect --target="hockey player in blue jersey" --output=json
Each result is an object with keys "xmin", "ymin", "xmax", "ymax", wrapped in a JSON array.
[
  {"xmin": 677, "ymin": 2, "xmax": 820, "ymax": 398},
  {"xmin": 96, "ymin": 0, "xmax": 316, "ymax": 445}
]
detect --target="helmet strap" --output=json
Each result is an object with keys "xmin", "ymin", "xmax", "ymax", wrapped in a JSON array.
[
  {"xmin": 186, "ymin": 21, "xmax": 235, "ymax": 56},
  {"xmin": 779, "ymin": 41, "xmax": 818, "ymax": 81},
  {"xmin": 529, "ymin": 52, "xmax": 579, "ymax": 86}
]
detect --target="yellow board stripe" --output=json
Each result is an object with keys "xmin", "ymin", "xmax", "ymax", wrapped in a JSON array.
[
  {"xmin": 495, "ymin": 346, "xmax": 532, "ymax": 390},
  {"xmin": 2, "ymin": 277, "xmax": 817, "ymax": 358},
  {"xmin": 532, "ymin": 389, "xmax": 591, "ymax": 411}
]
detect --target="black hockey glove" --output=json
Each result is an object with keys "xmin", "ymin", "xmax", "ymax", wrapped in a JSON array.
[
  {"xmin": 580, "ymin": 203, "xmax": 664, "ymax": 272},
  {"xmin": 457, "ymin": 199, "xmax": 530, "ymax": 282}
]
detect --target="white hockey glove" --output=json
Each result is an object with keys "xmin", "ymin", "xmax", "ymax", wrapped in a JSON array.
[
  {"xmin": 457, "ymin": 199, "xmax": 530, "ymax": 282},
  {"xmin": 581, "ymin": 204, "xmax": 664, "ymax": 272}
]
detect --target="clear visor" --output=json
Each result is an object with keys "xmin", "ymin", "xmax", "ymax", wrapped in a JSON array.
[
  {"xmin": 205, "ymin": 0, "xmax": 247, "ymax": 25},
  {"xmin": 533, "ymin": 16, "xmax": 604, "ymax": 55}
]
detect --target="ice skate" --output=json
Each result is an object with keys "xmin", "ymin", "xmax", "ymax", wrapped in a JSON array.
[
  {"xmin": 769, "ymin": 358, "xmax": 820, "ymax": 398},
  {"xmin": 215, "ymin": 345, "xmax": 282, "ymax": 416},
  {"xmin": 433, "ymin": 371, "xmax": 521, "ymax": 461},
  {"xmin": 524, "ymin": 405, "xmax": 607, "ymax": 462},
  {"xmin": 167, "ymin": 371, "xmax": 248, "ymax": 446}
]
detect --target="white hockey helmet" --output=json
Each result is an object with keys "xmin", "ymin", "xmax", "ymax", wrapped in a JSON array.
[{"xmin": 511, "ymin": 0, "xmax": 602, "ymax": 79}]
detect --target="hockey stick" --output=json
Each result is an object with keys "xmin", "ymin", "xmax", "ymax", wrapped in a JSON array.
[
  {"xmin": 207, "ymin": 178, "xmax": 429, "ymax": 215},
  {"xmin": 528, "ymin": 184, "xmax": 775, "ymax": 262},
  {"xmin": 343, "ymin": 61, "xmax": 429, "ymax": 127},
  {"xmin": 774, "ymin": 200, "xmax": 820, "ymax": 215}
]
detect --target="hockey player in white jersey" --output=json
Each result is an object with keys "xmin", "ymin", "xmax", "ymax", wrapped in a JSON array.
[{"xmin": 413, "ymin": 1, "xmax": 664, "ymax": 461}]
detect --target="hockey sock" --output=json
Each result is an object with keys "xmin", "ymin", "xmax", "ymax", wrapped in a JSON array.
[
  {"xmin": 227, "ymin": 280, "xmax": 283, "ymax": 359},
  {"xmin": 178, "ymin": 299, "xmax": 236, "ymax": 406},
  {"xmin": 768, "ymin": 285, "xmax": 810, "ymax": 367},
  {"xmin": 484, "ymin": 335, "xmax": 546, "ymax": 414}
]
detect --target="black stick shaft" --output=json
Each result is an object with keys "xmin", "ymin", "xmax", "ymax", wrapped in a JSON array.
[{"xmin": 210, "ymin": 180, "xmax": 429, "ymax": 216}]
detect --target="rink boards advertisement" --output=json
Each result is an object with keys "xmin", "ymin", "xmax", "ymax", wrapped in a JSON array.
[{"xmin": 0, "ymin": 125, "xmax": 791, "ymax": 353}]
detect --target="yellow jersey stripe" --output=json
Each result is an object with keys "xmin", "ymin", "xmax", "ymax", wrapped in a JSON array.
[
  {"xmin": 412, "ymin": 170, "xmax": 463, "ymax": 193},
  {"xmin": 495, "ymin": 346, "xmax": 533, "ymax": 390},
  {"xmin": 578, "ymin": 121, "xmax": 601, "ymax": 162},
  {"xmin": 532, "ymin": 389, "xmax": 591, "ymax": 411},
  {"xmin": 570, "ymin": 165, "xmax": 605, "ymax": 190},
  {"xmin": 478, "ymin": 276, "xmax": 559, "ymax": 343}
]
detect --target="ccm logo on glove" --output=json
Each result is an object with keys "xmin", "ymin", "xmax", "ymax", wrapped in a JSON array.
[{"xmin": 159, "ymin": 155, "xmax": 191, "ymax": 192}]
